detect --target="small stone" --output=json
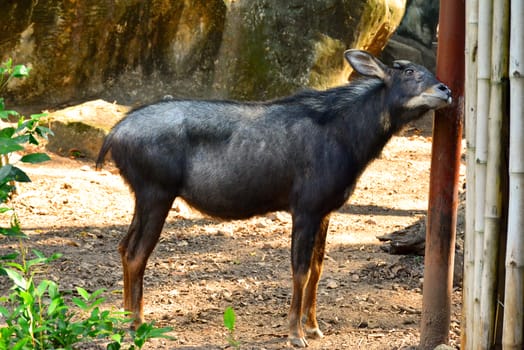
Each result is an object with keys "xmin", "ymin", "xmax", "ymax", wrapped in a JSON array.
[
  {"xmin": 177, "ymin": 240, "xmax": 189, "ymax": 247},
  {"xmin": 326, "ymin": 279, "xmax": 339, "ymax": 289},
  {"xmin": 222, "ymin": 291, "xmax": 233, "ymax": 302},
  {"xmin": 434, "ymin": 345, "xmax": 454, "ymax": 350},
  {"xmin": 351, "ymin": 274, "xmax": 360, "ymax": 282}
]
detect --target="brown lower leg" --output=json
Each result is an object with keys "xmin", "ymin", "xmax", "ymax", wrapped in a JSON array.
[
  {"xmin": 302, "ymin": 216, "xmax": 329, "ymax": 336},
  {"xmin": 288, "ymin": 270, "xmax": 310, "ymax": 346}
]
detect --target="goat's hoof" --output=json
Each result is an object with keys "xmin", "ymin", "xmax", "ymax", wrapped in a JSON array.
[
  {"xmin": 288, "ymin": 336, "xmax": 309, "ymax": 348},
  {"xmin": 130, "ymin": 317, "xmax": 144, "ymax": 331},
  {"xmin": 306, "ymin": 327, "xmax": 324, "ymax": 339}
]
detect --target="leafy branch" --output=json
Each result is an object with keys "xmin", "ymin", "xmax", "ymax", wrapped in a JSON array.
[{"xmin": 0, "ymin": 59, "xmax": 173, "ymax": 349}]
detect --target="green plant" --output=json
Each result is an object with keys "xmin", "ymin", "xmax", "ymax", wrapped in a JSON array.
[
  {"xmin": 0, "ymin": 248, "xmax": 173, "ymax": 349},
  {"xmin": 223, "ymin": 306, "xmax": 240, "ymax": 349},
  {"xmin": 0, "ymin": 59, "xmax": 173, "ymax": 349},
  {"xmin": 0, "ymin": 59, "xmax": 52, "ymax": 238},
  {"xmin": 0, "ymin": 59, "xmax": 30, "ymax": 100}
]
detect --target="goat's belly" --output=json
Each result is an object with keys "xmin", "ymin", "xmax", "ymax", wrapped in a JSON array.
[
  {"xmin": 181, "ymin": 196, "xmax": 288, "ymax": 220},
  {"xmin": 180, "ymin": 171, "xmax": 291, "ymax": 220}
]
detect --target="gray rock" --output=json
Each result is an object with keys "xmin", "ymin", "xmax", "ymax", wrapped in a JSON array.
[
  {"xmin": 2, "ymin": 0, "xmax": 406, "ymax": 110},
  {"xmin": 381, "ymin": 0, "xmax": 439, "ymax": 70},
  {"xmin": 44, "ymin": 100, "xmax": 129, "ymax": 159}
]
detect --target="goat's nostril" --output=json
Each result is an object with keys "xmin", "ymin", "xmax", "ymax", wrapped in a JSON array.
[{"xmin": 438, "ymin": 84, "xmax": 449, "ymax": 92}]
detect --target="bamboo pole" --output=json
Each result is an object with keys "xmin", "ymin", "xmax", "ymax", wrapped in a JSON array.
[
  {"xmin": 502, "ymin": 1, "xmax": 524, "ymax": 348},
  {"xmin": 463, "ymin": 0, "xmax": 478, "ymax": 348},
  {"xmin": 419, "ymin": 0, "xmax": 464, "ymax": 348},
  {"xmin": 479, "ymin": 0, "xmax": 509, "ymax": 347},
  {"xmin": 472, "ymin": 0, "xmax": 492, "ymax": 347}
]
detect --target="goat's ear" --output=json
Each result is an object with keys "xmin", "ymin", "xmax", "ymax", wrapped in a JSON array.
[{"xmin": 344, "ymin": 50, "xmax": 388, "ymax": 80}]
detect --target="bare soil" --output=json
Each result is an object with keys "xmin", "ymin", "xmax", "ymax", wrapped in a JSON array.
[{"xmin": 0, "ymin": 118, "xmax": 464, "ymax": 350}]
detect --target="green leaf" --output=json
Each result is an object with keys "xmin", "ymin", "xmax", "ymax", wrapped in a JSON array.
[
  {"xmin": 20, "ymin": 153, "xmax": 51, "ymax": 164},
  {"xmin": 223, "ymin": 306, "xmax": 236, "ymax": 331},
  {"xmin": 47, "ymin": 281, "xmax": 60, "ymax": 298},
  {"xmin": 1, "ymin": 252, "xmax": 18, "ymax": 260},
  {"xmin": 12, "ymin": 65, "xmax": 30, "ymax": 78},
  {"xmin": 0, "ymin": 164, "xmax": 13, "ymax": 182},
  {"xmin": 30, "ymin": 112, "xmax": 47, "ymax": 120},
  {"xmin": 89, "ymin": 297, "xmax": 105, "ymax": 310},
  {"xmin": 107, "ymin": 342, "xmax": 122, "ymax": 350},
  {"xmin": 19, "ymin": 290, "xmax": 34, "ymax": 305},
  {"xmin": 0, "ymin": 138, "xmax": 23, "ymax": 154},
  {"xmin": 12, "ymin": 135, "xmax": 29, "ymax": 145},
  {"xmin": 0, "ymin": 110, "xmax": 19, "ymax": 119},
  {"xmin": 1, "ymin": 58, "xmax": 13, "ymax": 70},
  {"xmin": 11, "ymin": 339, "xmax": 30, "ymax": 350},
  {"xmin": 90, "ymin": 288, "xmax": 106, "ymax": 300},
  {"xmin": 25, "ymin": 256, "xmax": 48, "ymax": 270},
  {"xmin": 72, "ymin": 297, "xmax": 88, "ymax": 311},
  {"xmin": 0, "ymin": 127, "xmax": 15, "ymax": 138},
  {"xmin": 15, "ymin": 120, "xmax": 32, "ymax": 134},
  {"xmin": 111, "ymin": 334, "xmax": 123, "ymax": 343},
  {"xmin": 27, "ymin": 134, "xmax": 38, "ymax": 145},
  {"xmin": 76, "ymin": 287, "xmax": 90, "ymax": 300},
  {"xmin": 4, "ymin": 268, "xmax": 28, "ymax": 290},
  {"xmin": 47, "ymin": 297, "xmax": 62, "ymax": 315},
  {"xmin": 36, "ymin": 280, "xmax": 51, "ymax": 297},
  {"xmin": 144, "ymin": 326, "xmax": 174, "ymax": 339},
  {"xmin": 4, "ymin": 261, "xmax": 24, "ymax": 272},
  {"xmin": 47, "ymin": 252, "xmax": 63, "ymax": 263},
  {"xmin": 109, "ymin": 334, "xmax": 123, "ymax": 348},
  {"xmin": 9, "ymin": 167, "xmax": 31, "ymax": 183},
  {"xmin": 0, "ymin": 226, "xmax": 25, "ymax": 238},
  {"xmin": 0, "ymin": 206, "xmax": 12, "ymax": 213},
  {"xmin": 0, "ymin": 305, "xmax": 10, "ymax": 317},
  {"xmin": 32, "ymin": 249, "xmax": 46, "ymax": 259},
  {"xmin": 36, "ymin": 125, "xmax": 54, "ymax": 139}
]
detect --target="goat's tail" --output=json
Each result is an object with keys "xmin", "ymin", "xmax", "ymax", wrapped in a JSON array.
[{"xmin": 95, "ymin": 133, "xmax": 114, "ymax": 170}]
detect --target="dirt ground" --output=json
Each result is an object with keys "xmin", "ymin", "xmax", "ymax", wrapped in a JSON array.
[{"xmin": 0, "ymin": 115, "xmax": 464, "ymax": 349}]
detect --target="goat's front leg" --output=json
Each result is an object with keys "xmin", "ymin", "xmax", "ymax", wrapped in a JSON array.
[
  {"xmin": 302, "ymin": 215, "xmax": 330, "ymax": 339},
  {"xmin": 288, "ymin": 213, "xmax": 327, "ymax": 347}
]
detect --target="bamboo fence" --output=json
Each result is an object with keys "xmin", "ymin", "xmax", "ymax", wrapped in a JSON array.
[
  {"xmin": 501, "ymin": 1, "xmax": 524, "ymax": 349},
  {"xmin": 463, "ymin": 0, "xmax": 478, "ymax": 347},
  {"xmin": 463, "ymin": 0, "xmax": 523, "ymax": 348}
]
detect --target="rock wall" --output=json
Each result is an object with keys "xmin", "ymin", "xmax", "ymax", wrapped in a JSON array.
[
  {"xmin": 212, "ymin": 0, "xmax": 406, "ymax": 99},
  {"xmin": 1, "ymin": 0, "xmax": 406, "ymax": 110},
  {"xmin": 381, "ymin": 0, "xmax": 439, "ymax": 70}
]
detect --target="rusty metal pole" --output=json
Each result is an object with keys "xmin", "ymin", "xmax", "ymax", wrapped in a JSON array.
[{"xmin": 419, "ymin": 0, "xmax": 465, "ymax": 348}]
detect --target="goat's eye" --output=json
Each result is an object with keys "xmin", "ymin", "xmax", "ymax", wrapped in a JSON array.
[{"xmin": 405, "ymin": 68, "xmax": 414, "ymax": 76}]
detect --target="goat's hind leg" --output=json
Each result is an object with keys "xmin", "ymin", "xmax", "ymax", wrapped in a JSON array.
[
  {"xmin": 119, "ymin": 186, "xmax": 175, "ymax": 329},
  {"xmin": 119, "ymin": 211, "xmax": 139, "ymax": 324}
]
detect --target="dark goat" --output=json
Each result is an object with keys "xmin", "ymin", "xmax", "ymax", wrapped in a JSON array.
[{"xmin": 96, "ymin": 50, "xmax": 451, "ymax": 347}]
